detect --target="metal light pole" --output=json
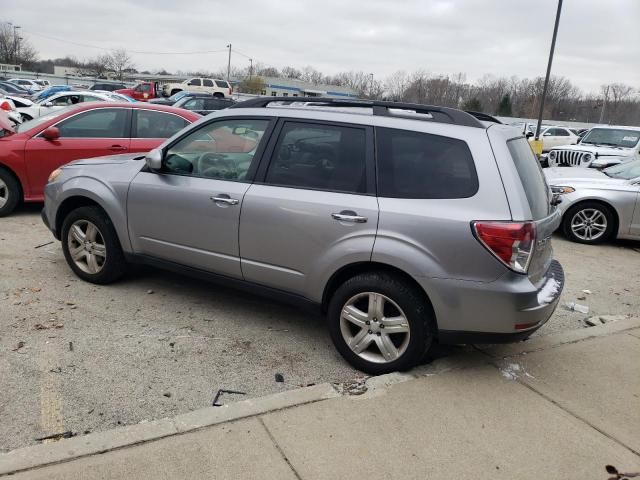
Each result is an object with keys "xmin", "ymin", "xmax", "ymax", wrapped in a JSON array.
[
  {"xmin": 534, "ymin": 0, "xmax": 563, "ymax": 142},
  {"xmin": 226, "ymin": 43, "xmax": 232, "ymax": 81},
  {"xmin": 249, "ymin": 58, "xmax": 253, "ymax": 81},
  {"xmin": 369, "ymin": 73, "xmax": 374, "ymax": 98},
  {"xmin": 599, "ymin": 85, "xmax": 609, "ymax": 124}
]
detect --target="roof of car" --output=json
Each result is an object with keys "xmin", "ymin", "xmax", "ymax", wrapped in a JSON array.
[
  {"xmin": 590, "ymin": 125, "xmax": 640, "ymax": 131},
  {"xmin": 67, "ymin": 101, "xmax": 201, "ymax": 119}
]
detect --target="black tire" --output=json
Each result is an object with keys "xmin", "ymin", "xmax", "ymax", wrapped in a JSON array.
[
  {"xmin": 0, "ymin": 167, "xmax": 21, "ymax": 217},
  {"xmin": 20, "ymin": 113, "xmax": 32, "ymax": 122},
  {"xmin": 562, "ymin": 201, "xmax": 615, "ymax": 245},
  {"xmin": 61, "ymin": 206, "xmax": 127, "ymax": 284},
  {"xmin": 327, "ymin": 272, "xmax": 434, "ymax": 375},
  {"xmin": 213, "ymin": 92, "xmax": 224, "ymax": 98}
]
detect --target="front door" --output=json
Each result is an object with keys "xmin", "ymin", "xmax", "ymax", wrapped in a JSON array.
[
  {"xmin": 24, "ymin": 107, "xmax": 131, "ymax": 198},
  {"xmin": 240, "ymin": 120, "xmax": 378, "ymax": 297},
  {"xmin": 127, "ymin": 117, "xmax": 273, "ymax": 279}
]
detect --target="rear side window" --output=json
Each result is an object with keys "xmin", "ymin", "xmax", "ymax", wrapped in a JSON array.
[
  {"xmin": 265, "ymin": 122, "xmax": 367, "ymax": 194},
  {"xmin": 203, "ymin": 79, "xmax": 214, "ymax": 87},
  {"xmin": 135, "ymin": 110, "xmax": 189, "ymax": 138},
  {"xmin": 376, "ymin": 128, "xmax": 478, "ymax": 198},
  {"xmin": 507, "ymin": 138, "xmax": 549, "ymax": 219},
  {"xmin": 57, "ymin": 109, "xmax": 128, "ymax": 138},
  {"xmin": 215, "ymin": 80, "xmax": 229, "ymax": 88}
]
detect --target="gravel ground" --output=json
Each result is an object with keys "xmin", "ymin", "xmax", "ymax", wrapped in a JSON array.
[{"xmin": 1, "ymin": 204, "xmax": 639, "ymax": 452}]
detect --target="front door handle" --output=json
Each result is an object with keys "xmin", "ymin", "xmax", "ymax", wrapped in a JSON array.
[
  {"xmin": 210, "ymin": 195, "xmax": 239, "ymax": 206},
  {"xmin": 109, "ymin": 145, "xmax": 128, "ymax": 151},
  {"xmin": 331, "ymin": 211, "xmax": 367, "ymax": 223}
]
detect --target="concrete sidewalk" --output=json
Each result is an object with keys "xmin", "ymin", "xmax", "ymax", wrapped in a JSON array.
[{"xmin": 2, "ymin": 318, "xmax": 639, "ymax": 480}]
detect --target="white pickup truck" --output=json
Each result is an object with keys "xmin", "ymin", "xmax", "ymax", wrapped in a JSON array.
[{"xmin": 162, "ymin": 78, "xmax": 232, "ymax": 98}]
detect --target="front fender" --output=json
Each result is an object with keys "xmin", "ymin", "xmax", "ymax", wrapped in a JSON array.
[{"xmin": 45, "ymin": 176, "xmax": 132, "ymax": 252}]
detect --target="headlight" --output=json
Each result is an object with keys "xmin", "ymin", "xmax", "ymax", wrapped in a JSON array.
[
  {"xmin": 551, "ymin": 186, "xmax": 575, "ymax": 195},
  {"xmin": 549, "ymin": 151, "xmax": 557, "ymax": 161},
  {"xmin": 583, "ymin": 153, "xmax": 593, "ymax": 163},
  {"xmin": 47, "ymin": 168, "xmax": 62, "ymax": 183}
]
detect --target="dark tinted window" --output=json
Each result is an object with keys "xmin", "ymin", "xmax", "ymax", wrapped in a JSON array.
[
  {"xmin": 215, "ymin": 80, "xmax": 229, "ymax": 88},
  {"xmin": 203, "ymin": 79, "xmax": 214, "ymax": 87},
  {"xmin": 507, "ymin": 138, "xmax": 549, "ymax": 220},
  {"xmin": 135, "ymin": 110, "xmax": 189, "ymax": 138},
  {"xmin": 204, "ymin": 99, "xmax": 233, "ymax": 110},
  {"xmin": 376, "ymin": 128, "xmax": 478, "ymax": 198},
  {"xmin": 265, "ymin": 122, "xmax": 367, "ymax": 194},
  {"xmin": 57, "ymin": 109, "xmax": 128, "ymax": 138},
  {"xmin": 188, "ymin": 79, "xmax": 201, "ymax": 86},
  {"xmin": 183, "ymin": 98, "xmax": 206, "ymax": 110}
]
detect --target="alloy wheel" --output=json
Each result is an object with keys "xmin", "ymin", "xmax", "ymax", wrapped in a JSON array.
[
  {"xmin": 67, "ymin": 220, "xmax": 107, "ymax": 274},
  {"xmin": 0, "ymin": 178, "xmax": 7, "ymax": 209},
  {"xmin": 570, "ymin": 208, "xmax": 607, "ymax": 242},
  {"xmin": 339, "ymin": 292, "xmax": 411, "ymax": 364}
]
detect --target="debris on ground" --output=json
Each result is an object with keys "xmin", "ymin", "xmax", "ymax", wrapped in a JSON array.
[
  {"xmin": 275, "ymin": 373, "xmax": 284, "ymax": 383},
  {"xmin": 564, "ymin": 302, "xmax": 589, "ymax": 314},
  {"xmin": 584, "ymin": 315, "xmax": 627, "ymax": 327},
  {"xmin": 31, "ymin": 287, "xmax": 41, "ymax": 293},
  {"xmin": 69, "ymin": 342, "xmax": 73, "ymax": 352},
  {"xmin": 163, "ymin": 392, "xmax": 172, "ymax": 398},
  {"xmin": 35, "ymin": 431, "xmax": 75, "ymax": 442},
  {"xmin": 584, "ymin": 317, "xmax": 600, "ymax": 327},
  {"xmin": 147, "ymin": 290, "xmax": 154, "ymax": 295},
  {"xmin": 11, "ymin": 341, "xmax": 25, "ymax": 352},
  {"xmin": 500, "ymin": 363, "xmax": 535, "ymax": 381},
  {"xmin": 34, "ymin": 241, "xmax": 54, "ymax": 249},
  {"xmin": 33, "ymin": 323, "xmax": 63, "ymax": 330},
  {"xmin": 335, "ymin": 377, "xmax": 369, "ymax": 396},
  {"xmin": 212, "ymin": 389, "xmax": 246, "ymax": 406},
  {"xmin": 582, "ymin": 289, "xmax": 592, "ymax": 295},
  {"xmin": 605, "ymin": 464, "xmax": 640, "ymax": 479}
]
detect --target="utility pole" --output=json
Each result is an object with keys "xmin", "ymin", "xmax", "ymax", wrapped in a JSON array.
[
  {"xmin": 534, "ymin": 0, "xmax": 563, "ymax": 142},
  {"xmin": 249, "ymin": 58, "xmax": 253, "ymax": 81},
  {"xmin": 8, "ymin": 23, "xmax": 21, "ymax": 65},
  {"xmin": 226, "ymin": 43, "xmax": 232, "ymax": 82},
  {"xmin": 369, "ymin": 73, "xmax": 374, "ymax": 98},
  {"xmin": 599, "ymin": 85, "xmax": 609, "ymax": 124}
]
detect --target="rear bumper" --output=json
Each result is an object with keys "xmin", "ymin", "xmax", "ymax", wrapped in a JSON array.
[{"xmin": 422, "ymin": 260, "xmax": 564, "ymax": 344}]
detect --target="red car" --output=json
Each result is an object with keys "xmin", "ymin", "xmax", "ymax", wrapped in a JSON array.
[{"xmin": 0, "ymin": 102, "xmax": 200, "ymax": 216}]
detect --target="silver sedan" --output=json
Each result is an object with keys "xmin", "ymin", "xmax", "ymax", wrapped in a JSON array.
[{"xmin": 544, "ymin": 160, "xmax": 640, "ymax": 244}]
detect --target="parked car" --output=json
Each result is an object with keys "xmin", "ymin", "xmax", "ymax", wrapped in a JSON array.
[
  {"xmin": 0, "ymin": 97, "xmax": 22, "ymax": 126},
  {"xmin": 32, "ymin": 85, "xmax": 75, "ymax": 102},
  {"xmin": 0, "ymin": 102, "xmax": 200, "ymax": 216},
  {"xmin": 17, "ymin": 91, "xmax": 115, "ymax": 121},
  {"xmin": 547, "ymin": 126, "xmax": 640, "ymax": 169},
  {"xmin": 8, "ymin": 78, "xmax": 42, "ymax": 92},
  {"xmin": 96, "ymin": 91, "xmax": 137, "ymax": 103},
  {"xmin": 173, "ymin": 95, "xmax": 235, "ymax": 115},
  {"xmin": 162, "ymin": 78, "xmax": 232, "ymax": 98},
  {"xmin": 545, "ymin": 160, "xmax": 640, "ymax": 244},
  {"xmin": 34, "ymin": 79, "xmax": 51, "ymax": 88},
  {"xmin": 148, "ymin": 91, "xmax": 200, "ymax": 106},
  {"xmin": 537, "ymin": 126, "xmax": 580, "ymax": 152},
  {"xmin": 114, "ymin": 82, "xmax": 160, "ymax": 101},
  {"xmin": 41, "ymin": 97, "xmax": 564, "ymax": 374},
  {"xmin": 2, "ymin": 95, "xmax": 35, "ymax": 122},
  {"xmin": 0, "ymin": 80, "xmax": 32, "ymax": 97},
  {"xmin": 90, "ymin": 83, "xmax": 127, "ymax": 92}
]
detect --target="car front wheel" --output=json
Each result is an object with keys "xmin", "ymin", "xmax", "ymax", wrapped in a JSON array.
[
  {"xmin": 61, "ymin": 206, "xmax": 127, "ymax": 284},
  {"xmin": 0, "ymin": 168, "xmax": 20, "ymax": 217},
  {"xmin": 562, "ymin": 201, "xmax": 615, "ymax": 244},
  {"xmin": 328, "ymin": 273, "xmax": 434, "ymax": 374}
]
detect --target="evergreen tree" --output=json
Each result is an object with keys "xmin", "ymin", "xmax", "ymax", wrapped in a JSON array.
[{"xmin": 497, "ymin": 94, "xmax": 513, "ymax": 116}]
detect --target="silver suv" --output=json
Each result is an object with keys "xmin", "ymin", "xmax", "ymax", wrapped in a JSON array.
[{"xmin": 42, "ymin": 97, "xmax": 564, "ymax": 374}]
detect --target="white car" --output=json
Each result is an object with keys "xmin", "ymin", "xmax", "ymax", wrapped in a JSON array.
[
  {"xmin": 3, "ymin": 95, "xmax": 35, "ymax": 122},
  {"xmin": 8, "ymin": 78, "xmax": 43, "ymax": 92},
  {"xmin": 537, "ymin": 126, "xmax": 580, "ymax": 152},
  {"xmin": 17, "ymin": 91, "xmax": 115, "ymax": 121},
  {"xmin": 162, "ymin": 78, "xmax": 232, "ymax": 98},
  {"xmin": 0, "ymin": 96, "xmax": 22, "ymax": 126},
  {"xmin": 548, "ymin": 126, "xmax": 640, "ymax": 169}
]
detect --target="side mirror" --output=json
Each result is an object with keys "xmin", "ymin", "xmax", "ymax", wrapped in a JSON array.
[
  {"xmin": 543, "ymin": 132, "xmax": 551, "ymax": 137},
  {"xmin": 42, "ymin": 126, "xmax": 60, "ymax": 141},
  {"xmin": 145, "ymin": 148, "xmax": 162, "ymax": 171},
  {"xmin": 525, "ymin": 132, "xmax": 534, "ymax": 139},
  {"xmin": 43, "ymin": 102, "xmax": 53, "ymax": 107}
]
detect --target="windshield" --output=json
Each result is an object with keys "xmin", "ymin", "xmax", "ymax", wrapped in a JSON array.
[
  {"xmin": 168, "ymin": 91, "xmax": 187, "ymax": 102},
  {"xmin": 581, "ymin": 128, "xmax": 640, "ymax": 148},
  {"xmin": 15, "ymin": 106, "xmax": 77, "ymax": 133},
  {"xmin": 604, "ymin": 160, "xmax": 640, "ymax": 180}
]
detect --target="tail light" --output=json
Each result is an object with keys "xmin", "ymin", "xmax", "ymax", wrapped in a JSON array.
[
  {"xmin": 229, "ymin": 86, "xmax": 233, "ymax": 95},
  {"xmin": 472, "ymin": 221, "xmax": 535, "ymax": 274},
  {"xmin": 0, "ymin": 101, "xmax": 11, "ymax": 111}
]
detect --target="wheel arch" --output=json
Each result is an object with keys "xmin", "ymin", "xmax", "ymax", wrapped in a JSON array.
[
  {"xmin": 0, "ymin": 162, "xmax": 25, "ymax": 202},
  {"xmin": 321, "ymin": 261, "xmax": 438, "ymax": 331}
]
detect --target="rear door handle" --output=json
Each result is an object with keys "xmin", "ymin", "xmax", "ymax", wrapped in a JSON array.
[
  {"xmin": 210, "ymin": 195, "xmax": 239, "ymax": 206},
  {"xmin": 109, "ymin": 145, "xmax": 128, "ymax": 151},
  {"xmin": 331, "ymin": 211, "xmax": 367, "ymax": 223}
]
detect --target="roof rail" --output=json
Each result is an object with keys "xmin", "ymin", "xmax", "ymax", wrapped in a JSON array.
[
  {"xmin": 229, "ymin": 96, "xmax": 484, "ymax": 128},
  {"xmin": 465, "ymin": 110, "xmax": 503, "ymax": 124}
]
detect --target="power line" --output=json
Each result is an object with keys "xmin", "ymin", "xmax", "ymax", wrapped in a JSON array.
[{"xmin": 24, "ymin": 30, "xmax": 229, "ymax": 55}]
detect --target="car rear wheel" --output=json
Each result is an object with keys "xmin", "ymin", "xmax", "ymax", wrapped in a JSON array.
[
  {"xmin": 562, "ymin": 201, "xmax": 615, "ymax": 244},
  {"xmin": 61, "ymin": 206, "xmax": 127, "ymax": 284},
  {"xmin": 0, "ymin": 168, "xmax": 20, "ymax": 217},
  {"xmin": 328, "ymin": 272, "xmax": 434, "ymax": 374},
  {"xmin": 213, "ymin": 92, "xmax": 224, "ymax": 98}
]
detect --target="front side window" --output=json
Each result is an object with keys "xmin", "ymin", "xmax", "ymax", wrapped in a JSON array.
[
  {"xmin": 376, "ymin": 128, "xmax": 478, "ymax": 199},
  {"xmin": 135, "ymin": 110, "xmax": 189, "ymax": 138},
  {"xmin": 188, "ymin": 78, "xmax": 201, "ymax": 86},
  {"xmin": 183, "ymin": 98, "xmax": 206, "ymax": 110},
  {"xmin": 49, "ymin": 94, "xmax": 80, "ymax": 106},
  {"xmin": 203, "ymin": 79, "xmax": 214, "ymax": 87},
  {"xmin": 265, "ymin": 122, "xmax": 367, "ymax": 194},
  {"xmin": 56, "ymin": 109, "xmax": 129, "ymax": 138},
  {"xmin": 164, "ymin": 118, "xmax": 270, "ymax": 180}
]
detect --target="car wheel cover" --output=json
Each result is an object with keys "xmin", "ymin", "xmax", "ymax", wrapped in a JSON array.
[
  {"xmin": 0, "ymin": 178, "xmax": 7, "ymax": 208},
  {"xmin": 570, "ymin": 208, "xmax": 607, "ymax": 241},
  {"xmin": 67, "ymin": 220, "xmax": 107, "ymax": 274},
  {"xmin": 340, "ymin": 292, "xmax": 411, "ymax": 364}
]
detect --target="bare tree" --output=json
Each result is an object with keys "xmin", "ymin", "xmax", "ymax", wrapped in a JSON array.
[
  {"xmin": 81, "ymin": 54, "xmax": 111, "ymax": 78},
  {"xmin": 0, "ymin": 23, "xmax": 37, "ymax": 65},
  {"xmin": 384, "ymin": 71, "xmax": 408, "ymax": 101},
  {"xmin": 281, "ymin": 66, "xmax": 302, "ymax": 79},
  {"xmin": 107, "ymin": 49, "xmax": 134, "ymax": 81}
]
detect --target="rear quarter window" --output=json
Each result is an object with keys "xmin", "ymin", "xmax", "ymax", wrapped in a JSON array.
[
  {"xmin": 215, "ymin": 80, "xmax": 229, "ymax": 88},
  {"xmin": 507, "ymin": 138, "xmax": 550, "ymax": 220},
  {"xmin": 376, "ymin": 128, "xmax": 478, "ymax": 199}
]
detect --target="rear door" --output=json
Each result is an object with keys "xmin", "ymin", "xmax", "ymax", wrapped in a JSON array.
[
  {"xmin": 24, "ymin": 107, "xmax": 131, "ymax": 197},
  {"xmin": 239, "ymin": 119, "xmax": 378, "ymax": 297},
  {"xmin": 130, "ymin": 109, "xmax": 190, "ymax": 152}
]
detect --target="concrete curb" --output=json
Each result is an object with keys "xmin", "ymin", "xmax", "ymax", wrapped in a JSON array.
[{"xmin": 0, "ymin": 383, "xmax": 338, "ymax": 477}]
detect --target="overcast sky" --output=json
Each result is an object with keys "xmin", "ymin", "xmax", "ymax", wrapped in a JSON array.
[{"xmin": 6, "ymin": 0, "xmax": 640, "ymax": 93}]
